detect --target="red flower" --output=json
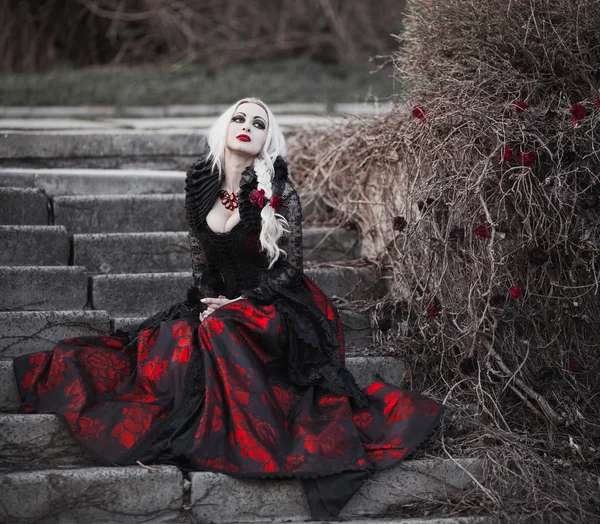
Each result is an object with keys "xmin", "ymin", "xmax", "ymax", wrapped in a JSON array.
[
  {"xmin": 65, "ymin": 378, "xmax": 87, "ymax": 412},
  {"xmin": 138, "ymin": 356, "xmax": 168, "ymax": 382},
  {"xmin": 269, "ymin": 194, "xmax": 284, "ymax": 211},
  {"xmin": 570, "ymin": 103, "xmax": 587, "ymax": 125},
  {"xmin": 302, "ymin": 421, "xmax": 349, "ymax": 457},
  {"xmin": 22, "ymin": 353, "xmax": 49, "ymax": 389},
  {"xmin": 412, "ymin": 104, "xmax": 427, "ymax": 123},
  {"xmin": 249, "ymin": 188, "xmax": 267, "ymax": 207},
  {"xmin": 519, "ymin": 151, "xmax": 537, "ymax": 167},
  {"xmin": 514, "ymin": 100, "xmax": 528, "ymax": 113},
  {"xmin": 111, "ymin": 405, "xmax": 158, "ymax": 449},
  {"xmin": 137, "ymin": 327, "xmax": 158, "ymax": 363},
  {"xmin": 502, "ymin": 146, "xmax": 514, "ymax": 162},
  {"xmin": 353, "ymin": 411, "xmax": 373, "ymax": 428},
  {"xmin": 509, "ymin": 284, "xmax": 522, "ymax": 300},
  {"xmin": 80, "ymin": 350, "xmax": 131, "ymax": 393},
  {"xmin": 426, "ymin": 298, "xmax": 441, "ymax": 317},
  {"xmin": 475, "ymin": 224, "xmax": 491, "ymax": 238},
  {"xmin": 77, "ymin": 416, "xmax": 106, "ymax": 439},
  {"xmin": 364, "ymin": 382, "xmax": 384, "ymax": 395},
  {"xmin": 383, "ymin": 390, "xmax": 415, "ymax": 423}
]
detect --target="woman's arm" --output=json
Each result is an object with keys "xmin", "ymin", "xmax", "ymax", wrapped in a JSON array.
[
  {"xmin": 240, "ymin": 181, "xmax": 304, "ymax": 302},
  {"xmin": 188, "ymin": 227, "xmax": 224, "ymax": 310}
]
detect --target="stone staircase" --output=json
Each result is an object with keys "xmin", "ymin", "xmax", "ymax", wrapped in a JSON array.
[{"xmin": 0, "ymin": 126, "xmax": 489, "ymax": 523}]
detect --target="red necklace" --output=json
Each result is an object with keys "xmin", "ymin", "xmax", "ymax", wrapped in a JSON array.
[{"xmin": 219, "ymin": 189, "xmax": 239, "ymax": 211}]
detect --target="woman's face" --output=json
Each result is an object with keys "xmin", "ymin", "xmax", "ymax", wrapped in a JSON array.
[{"xmin": 225, "ymin": 102, "xmax": 269, "ymax": 158}]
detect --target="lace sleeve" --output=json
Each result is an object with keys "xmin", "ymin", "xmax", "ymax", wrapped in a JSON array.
[
  {"xmin": 187, "ymin": 227, "xmax": 224, "ymax": 308},
  {"xmin": 240, "ymin": 181, "xmax": 303, "ymax": 302}
]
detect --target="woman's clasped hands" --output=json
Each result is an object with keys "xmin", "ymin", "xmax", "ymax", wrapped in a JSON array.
[{"xmin": 199, "ymin": 295, "xmax": 244, "ymax": 321}]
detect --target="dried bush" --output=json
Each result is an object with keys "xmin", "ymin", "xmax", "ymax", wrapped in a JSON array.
[
  {"xmin": 287, "ymin": 0, "xmax": 600, "ymax": 520},
  {"xmin": 0, "ymin": 0, "xmax": 405, "ymax": 72}
]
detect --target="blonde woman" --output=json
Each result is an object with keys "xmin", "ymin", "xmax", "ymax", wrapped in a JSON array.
[{"xmin": 14, "ymin": 98, "xmax": 445, "ymax": 520}]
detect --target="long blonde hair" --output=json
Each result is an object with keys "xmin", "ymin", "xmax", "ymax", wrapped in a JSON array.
[{"xmin": 204, "ymin": 97, "xmax": 289, "ymax": 269}]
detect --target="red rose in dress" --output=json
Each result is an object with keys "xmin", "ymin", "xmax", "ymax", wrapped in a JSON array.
[
  {"xmin": 303, "ymin": 421, "xmax": 348, "ymax": 457},
  {"xmin": 218, "ymin": 357, "xmax": 251, "ymax": 406},
  {"xmin": 204, "ymin": 316, "xmax": 224, "ymax": 335},
  {"xmin": 353, "ymin": 411, "xmax": 373, "ymax": 428},
  {"xmin": 283, "ymin": 455, "xmax": 306, "ymax": 473},
  {"xmin": 171, "ymin": 320, "xmax": 193, "ymax": 363},
  {"xmin": 383, "ymin": 390, "xmax": 415, "ymax": 423},
  {"xmin": 77, "ymin": 416, "xmax": 106, "ymax": 439},
  {"xmin": 39, "ymin": 352, "xmax": 67, "ymax": 394},
  {"xmin": 196, "ymin": 457, "xmax": 240, "ymax": 473},
  {"xmin": 110, "ymin": 405, "xmax": 156, "ymax": 449},
  {"xmin": 502, "ymin": 146, "xmax": 514, "ymax": 162},
  {"xmin": 514, "ymin": 100, "xmax": 528, "ymax": 113},
  {"xmin": 509, "ymin": 284, "xmax": 522, "ymax": 300},
  {"xmin": 137, "ymin": 327, "xmax": 159, "ymax": 363},
  {"xmin": 412, "ymin": 104, "xmax": 427, "ymax": 123},
  {"xmin": 22, "ymin": 353, "xmax": 49, "ymax": 389},
  {"xmin": 138, "ymin": 356, "xmax": 168, "ymax": 382},
  {"xmin": 102, "ymin": 336, "xmax": 124, "ymax": 350},
  {"xmin": 269, "ymin": 194, "xmax": 284, "ymax": 212},
  {"xmin": 519, "ymin": 150, "xmax": 537, "ymax": 167},
  {"xmin": 249, "ymin": 188, "xmax": 267, "ymax": 207},
  {"xmin": 570, "ymin": 103, "xmax": 586, "ymax": 125},
  {"xmin": 475, "ymin": 224, "xmax": 491, "ymax": 238},
  {"xmin": 80, "ymin": 350, "xmax": 131, "ymax": 393},
  {"xmin": 364, "ymin": 382, "xmax": 384, "ymax": 395},
  {"xmin": 65, "ymin": 378, "xmax": 87, "ymax": 412},
  {"xmin": 269, "ymin": 384, "xmax": 296, "ymax": 415}
]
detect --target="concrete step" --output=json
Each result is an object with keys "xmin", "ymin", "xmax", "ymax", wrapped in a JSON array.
[
  {"xmin": 91, "ymin": 267, "xmax": 384, "ymax": 317},
  {"xmin": 1, "ymin": 355, "xmax": 399, "ymax": 414},
  {"xmin": 0, "ymin": 167, "xmax": 185, "ymax": 195},
  {"xmin": 0, "ymin": 266, "xmax": 88, "ymax": 311},
  {"xmin": 0, "ymin": 465, "xmax": 184, "ymax": 523},
  {"xmin": 111, "ymin": 307, "xmax": 372, "ymax": 354},
  {"xmin": 0, "ymin": 225, "xmax": 70, "ymax": 266},
  {"xmin": 0, "ymin": 131, "xmax": 202, "ymax": 170},
  {"xmin": 53, "ymin": 194, "xmax": 187, "ymax": 234},
  {"xmin": 0, "ymin": 187, "xmax": 48, "ymax": 225},
  {"xmin": 73, "ymin": 228, "xmax": 359, "ymax": 273},
  {"xmin": 0, "ymin": 460, "xmax": 482, "ymax": 523},
  {"xmin": 0, "ymin": 310, "xmax": 111, "ymax": 358}
]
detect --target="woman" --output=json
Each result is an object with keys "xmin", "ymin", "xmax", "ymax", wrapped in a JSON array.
[{"xmin": 13, "ymin": 97, "xmax": 445, "ymax": 520}]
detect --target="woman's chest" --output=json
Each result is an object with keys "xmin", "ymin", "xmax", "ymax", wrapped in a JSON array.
[{"xmin": 205, "ymin": 196, "xmax": 240, "ymax": 234}]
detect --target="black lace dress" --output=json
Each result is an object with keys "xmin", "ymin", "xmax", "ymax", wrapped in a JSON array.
[{"xmin": 12, "ymin": 155, "xmax": 446, "ymax": 520}]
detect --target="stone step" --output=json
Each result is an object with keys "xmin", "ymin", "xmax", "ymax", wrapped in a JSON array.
[
  {"xmin": 0, "ymin": 460, "xmax": 482, "ymax": 523},
  {"xmin": 0, "ymin": 310, "xmax": 111, "ymax": 358},
  {"xmin": 74, "ymin": 228, "xmax": 359, "ymax": 274},
  {"xmin": 0, "ymin": 187, "xmax": 48, "ymax": 225},
  {"xmin": 0, "ymin": 225, "xmax": 70, "ymax": 266},
  {"xmin": 53, "ymin": 194, "xmax": 187, "ymax": 234},
  {"xmin": 91, "ymin": 267, "xmax": 384, "ymax": 317},
  {"xmin": 0, "ymin": 167, "xmax": 185, "ymax": 195},
  {"xmin": 0, "ymin": 131, "xmax": 202, "ymax": 170},
  {"xmin": 1, "ymin": 355, "xmax": 399, "ymax": 413},
  {"xmin": 0, "ymin": 465, "xmax": 184, "ymax": 523},
  {"xmin": 0, "ymin": 266, "xmax": 88, "ymax": 311}
]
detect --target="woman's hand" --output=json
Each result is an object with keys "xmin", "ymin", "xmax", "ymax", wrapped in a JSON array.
[{"xmin": 199, "ymin": 295, "xmax": 244, "ymax": 321}]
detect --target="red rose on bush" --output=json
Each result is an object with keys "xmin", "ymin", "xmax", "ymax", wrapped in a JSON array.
[
  {"xmin": 502, "ymin": 146, "xmax": 514, "ymax": 162},
  {"xmin": 570, "ymin": 103, "xmax": 587, "ymax": 125},
  {"xmin": 475, "ymin": 224, "xmax": 491, "ymax": 238},
  {"xmin": 412, "ymin": 104, "xmax": 427, "ymax": 123},
  {"xmin": 426, "ymin": 298, "xmax": 441, "ymax": 317},
  {"xmin": 514, "ymin": 100, "xmax": 528, "ymax": 113},
  {"xmin": 269, "ymin": 194, "xmax": 284, "ymax": 211},
  {"xmin": 249, "ymin": 188, "xmax": 267, "ymax": 207},
  {"xmin": 519, "ymin": 151, "xmax": 537, "ymax": 167},
  {"xmin": 509, "ymin": 284, "xmax": 522, "ymax": 300}
]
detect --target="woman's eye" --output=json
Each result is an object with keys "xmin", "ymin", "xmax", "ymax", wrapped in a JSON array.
[
  {"xmin": 233, "ymin": 116, "xmax": 244, "ymax": 123},
  {"xmin": 254, "ymin": 122, "xmax": 265, "ymax": 130}
]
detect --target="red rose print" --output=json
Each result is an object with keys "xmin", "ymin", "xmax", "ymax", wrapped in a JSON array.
[
  {"xmin": 570, "ymin": 103, "xmax": 586, "ymax": 125},
  {"xmin": 195, "ymin": 404, "xmax": 224, "ymax": 438},
  {"xmin": 268, "ymin": 384, "xmax": 296, "ymax": 415},
  {"xmin": 283, "ymin": 455, "xmax": 306, "ymax": 472},
  {"xmin": 475, "ymin": 224, "xmax": 491, "ymax": 238},
  {"xmin": 364, "ymin": 382, "xmax": 384, "ymax": 395},
  {"xmin": 412, "ymin": 104, "xmax": 427, "ymax": 123},
  {"xmin": 519, "ymin": 150, "xmax": 536, "ymax": 167},
  {"xmin": 196, "ymin": 457, "xmax": 240, "ymax": 473},
  {"xmin": 110, "ymin": 405, "xmax": 158, "ymax": 449},
  {"xmin": 383, "ymin": 390, "xmax": 415, "ymax": 423},
  {"xmin": 269, "ymin": 194, "xmax": 284, "ymax": 211},
  {"xmin": 77, "ymin": 416, "xmax": 106, "ymax": 439},
  {"xmin": 80, "ymin": 350, "xmax": 131, "ymax": 393},
  {"xmin": 138, "ymin": 356, "xmax": 168, "ymax": 382},
  {"xmin": 509, "ymin": 284, "xmax": 522, "ymax": 300},
  {"xmin": 502, "ymin": 146, "xmax": 514, "ymax": 162},
  {"xmin": 514, "ymin": 100, "xmax": 528, "ymax": 113},
  {"xmin": 102, "ymin": 336, "xmax": 124, "ymax": 350},
  {"xmin": 303, "ymin": 421, "xmax": 349, "ymax": 457},
  {"xmin": 249, "ymin": 188, "xmax": 267, "ymax": 207},
  {"xmin": 137, "ymin": 327, "xmax": 159, "ymax": 363},
  {"xmin": 204, "ymin": 316, "xmax": 224, "ymax": 335},
  {"xmin": 171, "ymin": 320, "xmax": 193, "ymax": 363},
  {"xmin": 217, "ymin": 358, "xmax": 251, "ymax": 406},
  {"xmin": 318, "ymin": 394, "xmax": 341, "ymax": 408},
  {"xmin": 65, "ymin": 378, "xmax": 87, "ymax": 412},
  {"xmin": 38, "ymin": 351, "xmax": 67, "ymax": 394},
  {"xmin": 365, "ymin": 434, "xmax": 408, "ymax": 463},
  {"xmin": 353, "ymin": 411, "xmax": 373, "ymax": 428},
  {"xmin": 22, "ymin": 352, "xmax": 49, "ymax": 389},
  {"xmin": 228, "ymin": 405, "xmax": 276, "ymax": 470}
]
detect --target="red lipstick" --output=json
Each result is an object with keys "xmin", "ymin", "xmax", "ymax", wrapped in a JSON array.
[{"xmin": 236, "ymin": 134, "xmax": 250, "ymax": 142}]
